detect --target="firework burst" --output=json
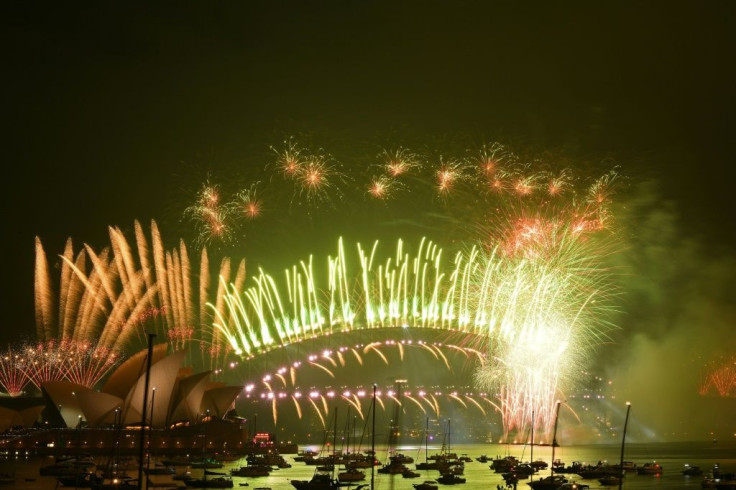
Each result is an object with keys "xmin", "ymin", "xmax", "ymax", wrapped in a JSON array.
[
  {"xmin": 0, "ymin": 349, "xmax": 28, "ymax": 396},
  {"xmin": 232, "ymin": 183, "xmax": 264, "ymax": 220},
  {"xmin": 379, "ymin": 147, "xmax": 422, "ymax": 178},
  {"xmin": 34, "ymin": 220, "xmax": 245, "ymax": 370}
]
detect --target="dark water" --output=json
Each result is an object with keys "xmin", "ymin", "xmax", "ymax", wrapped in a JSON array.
[{"xmin": 2, "ymin": 441, "xmax": 734, "ymax": 489}]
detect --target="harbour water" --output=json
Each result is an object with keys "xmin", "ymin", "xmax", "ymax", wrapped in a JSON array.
[{"xmin": 2, "ymin": 440, "xmax": 734, "ymax": 489}]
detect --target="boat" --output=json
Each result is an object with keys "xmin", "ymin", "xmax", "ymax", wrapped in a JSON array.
[
  {"xmin": 292, "ymin": 408, "xmax": 344, "ymax": 490},
  {"xmin": 528, "ymin": 402, "xmax": 567, "ymax": 490},
  {"xmin": 636, "ymin": 462, "xmax": 664, "ymax": 475},
  {"xmin": 528, "ymin": 475, "xmax": 568, "ymax": 489},
  {"xmin": 702, "ymin": 475, "xmax": 736, "ymax": 489},
  {"xmin": 420, "ymin": 419, "xmax": 458, "ymax": 471},
  {"xmin": 510, "ymin": 463, "xmax": 536, "ymax": 478},
  {"xmin": 491, "ymin": 455, "xmax": 520, "ymax": 473},
  {"xmin": 436, "ymin": 473, "xmax": 466, "ymax": 485},
  {"xmin": 502, "ymin": 472, "xmax": 519, "ymax": 486},
  {"xmin": 402, "ymin": 468, "xmax": 421, "ymax": 478},
  {"xmin": 41, "ymin": 463, "xmax": 93, "ymax": 477},
  {"xmin": 294, "ymin": 450, "xmax": 319, "ymax": 462},
  {"xmin": 57, "ymin": 472, "xmax": 97, "ymax": 487},
  {"xmin": 290, "ymin": 472, "xmax": 341, "ymax": 490},
  {"xmin": 184, "ymin": 476, "xmax": 234, "ymax": 488},
  {"xmin": 476, "ymin": 455, "xmax": 490, "ymax": 463},
  {"xmin": 338, "ymin": 467, "xmax": 366, "ymax": 482},
  {"xmin": 413, "ymin": 481, "xmax": 439, "ymax": 490},
  {"xmin": 554, "ymin": 461, "xmax": 584, "ymax": 475},
  {"xmin": 598, "ymin": 475, "xmax": 622, "ymax": 486},
  {"xmin": 377, "ymin": 461, "xmax": 408, "ymax": 474},
  {"xmin": 174, "ymin": 472, "xmax": 193, "ymax": 481},
  {"xmin": 390, "ymin": 452, "xmax": 414, "ymax": 464},
  {"xmin": 230, "ymin": 465, "xmax": 271, "ymax": 477},
  {"xmin": 683, "ymin": 464, "xmax": 703, "ymax": 476},
  {"xmin": 577, "ymin": 464, "xmax": 619, "ymax": 479}
]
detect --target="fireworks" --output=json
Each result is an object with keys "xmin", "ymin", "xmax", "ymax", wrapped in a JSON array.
[
  {"xmin": 4, "ymin": 340, "xmax": 120, "ymax": 391},
  {"xmin": 237, "ymin": 338, "xmax": 487, "ymax": 427},
  {"xmin": 270, "ymin": 140, "xmax": 348, "ymax": 206},
  {"xmin": 0, "ymin": 349, "xmax": 27, "ymax": 396},
  {"xmin": 33, "ymin": 220, "xmax": 245, "ymax": 369},
  {"xmin": 367, "ymin": 176, "xmax": 399, "ymax": 200},
  {"xmin": 183, "ymin": 179, "xmax": 236, "ymax": 247},
  {"xmin": 379, "ymin": 147, "xmax": 422, "ymax": 177},
  {"xmin": 271, "ymin": 137, "xmax": 307, "ymax": 180},
  {"xmin": 207, "ymin": 228, "xmax": 616, "ymax": 439},
  {"xmin": 25, "ymin": 139, "xmax": 623, "ymax": 439},
  {"xmin": 435, "ymin": 157, "xmax": 468, "ymax": 196},
  {"xmin": 233, "ymin": 183, "xmax": 263, "ymax": 220},
  {"xmin": 171, "ymin": 140, "xmax": 623, "ymax": 438},
  {"xmin": 699, "ymin": 357, "xmax": 736, "ymax": 396}
]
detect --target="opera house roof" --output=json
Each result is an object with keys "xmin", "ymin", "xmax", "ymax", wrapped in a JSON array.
[{"xmin": 40, "ymin": 344, "xmax": 243, "ymax": 429}]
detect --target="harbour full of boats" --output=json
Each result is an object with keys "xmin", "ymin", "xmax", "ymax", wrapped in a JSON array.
[
  {"xmin": 1, "ymin": 441, "xmax": 727, "ymax": 490},
  {"xmin": 0, "ymin": 445, "xmax": 720, "ymax": 490}
]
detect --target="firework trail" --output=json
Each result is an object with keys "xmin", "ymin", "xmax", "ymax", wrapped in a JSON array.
[
  {"xmin": 10, "ymin": 340, "xmax": 120, "ymax": 390},
  {"xmin": 211, "ymin": 229, "xmax": 616, "ymax": 438},
  {"xmin": 33, "ymin": 220, "xmax": 245, "ymax": 370},
  {"xmin": 0, "ymin": 349, "xmax": 28, "ymax": 396},
  {"xmin": 699, "ymin": 357, "xmax": 736, "ymax": 396}
]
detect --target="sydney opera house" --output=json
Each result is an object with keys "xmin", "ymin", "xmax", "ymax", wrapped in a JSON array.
[{"xmin": 0, "ymin": 344, "xmax": 257, "ymax": 456}]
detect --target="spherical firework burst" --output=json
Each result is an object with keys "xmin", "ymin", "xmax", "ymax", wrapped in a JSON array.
[
  {"xmin": 366, "ymin": 175, "xmax": 400, "ymax": 200},
  {"xmin": 232, "ymin": 183, "xmax": 264, "ymax": 220},
  {"xmin": 379, "ymin": 147, "xmax": 423, "ymax": 178}
]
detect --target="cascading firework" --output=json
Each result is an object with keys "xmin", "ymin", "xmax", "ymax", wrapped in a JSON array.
[{"xmin": 213, "ymin": 230, "xmax": 618, "ymax": 439}]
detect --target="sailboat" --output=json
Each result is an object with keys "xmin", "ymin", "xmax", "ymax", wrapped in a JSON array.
[
  {"xmin": 416, "ymin": 417, "xmax": 436, "ymax": 471},
  {"xmin": 185, "ymin": 412, "xmax": 233, "ymax": 488},
  {"xmin": 599, "ymin": 403, "xmax": 631, "ymax": 488},
  {"xmin": 528, "ymin": 402, "xmax": 567, "ymax": 489},
  {"xmin": 291, "ymin": 408, "xmax": 342, "ymax": 490},
  {"xmin": 435, "ymin": 420, "xmax": 465, "ymax": 485}
]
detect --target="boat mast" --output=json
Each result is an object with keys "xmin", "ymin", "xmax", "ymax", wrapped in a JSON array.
[
  {"xmin": 448, "ymin": 419, "xmax": 451, "ymax": 456},
  {"xmin": 529, "ymin": 409, "xmax": 534, "ymax": 482},
  {"xmin": 371, "ymin": 384, "xmax": 376, "ymax": 490},
  {"xmin": 550, "ymin": 401, "xmax": 561, "ymax": 479},
  {"xmin": 137, "ymin": 333, "xmax": 155, "ymax": 490},
  {"xmin": 618, "ymin": 402, "xmax": 631, "ymax": 490},
  {"xmin": 424, "ymin": 417, "xmax": 428, "ymax": 463},
  {"xmin": 333, "ymin": 406, "xmax": 338, "ymax": 480}
]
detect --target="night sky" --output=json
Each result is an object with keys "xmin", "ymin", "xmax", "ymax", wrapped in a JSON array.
[{"xmin": 3, "ymin": 2, "xmax": 736, "ymax": 439}]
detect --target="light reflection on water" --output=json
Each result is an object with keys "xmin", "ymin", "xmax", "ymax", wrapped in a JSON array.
[{"xmin": 2, "ymin": 441, "xmax": 734, "ymax": 490}]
